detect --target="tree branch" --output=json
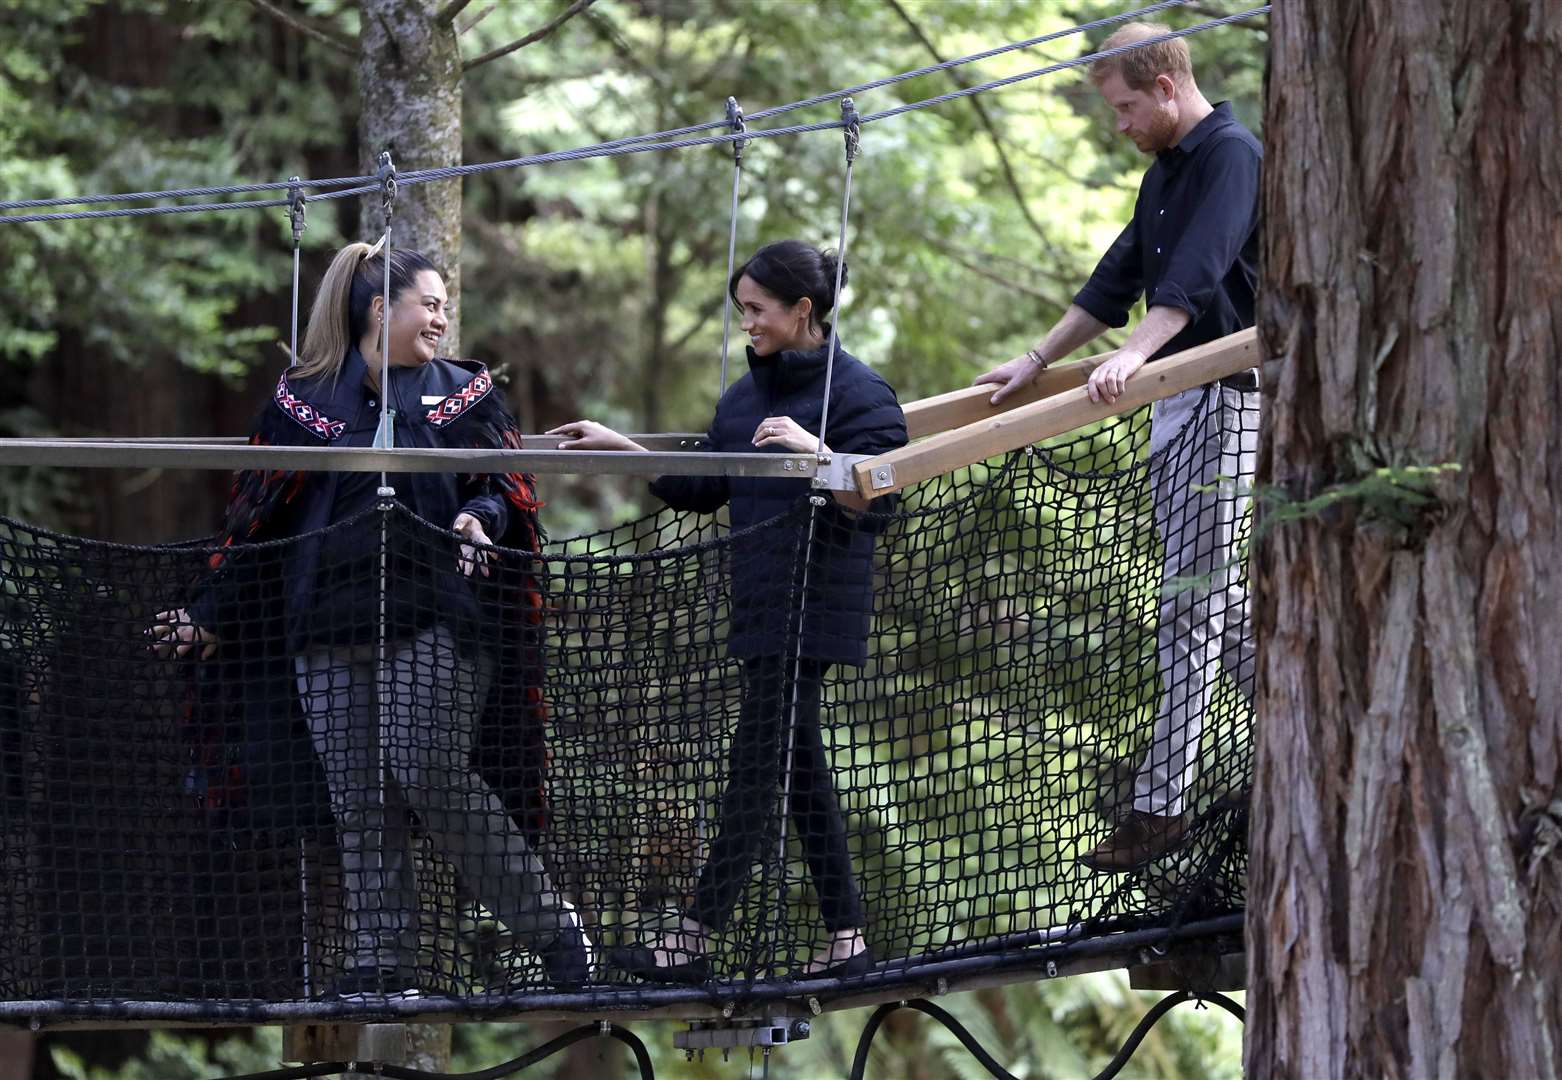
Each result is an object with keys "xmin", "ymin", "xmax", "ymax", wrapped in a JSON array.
[
  {"xmin": 669, "ymin": 294, "xmax": 727, "ymax": 355},
  {"xmin": 918, "ymin": 230, "xmax": 1125, "ymax": 349},
  {"xmin": 462, "ymin": 0, "xmax": 598, "ymax": 72},
  {"xmin": 923, "ymin": 234, "xmax": 1075, "ymax": 308},
  {"xmin": 436, "ymin": 0, "xmax": 475, "ymax": 26},
  {"xmin": 243, "ymin": 0, "xmax": 355, "ymax": 55},
  {"xmin": 456, "ymin": 4, "xmax": 496, "ymax": 35},
  {"xmin": 882, "ymin": 0, "xmax": 1062, "ymax": 262}
]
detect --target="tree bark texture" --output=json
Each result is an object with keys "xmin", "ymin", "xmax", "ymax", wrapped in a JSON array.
[
  {"xmin": 1248, "ymin": 2, "xmax": 1561, "ymax": 1077},
  {"xmin": 358, "ymin": 0, "xmax": 464, "ymax": 356}
]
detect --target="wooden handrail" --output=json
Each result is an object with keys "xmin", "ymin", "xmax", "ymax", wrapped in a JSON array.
[
  {"xmin": 901, "ymin": 350, "xmax": 1112, "ymax": 440},
  {"xmin": 858, "ymin": 327, "xmax": 1258, "ymax": 497}
]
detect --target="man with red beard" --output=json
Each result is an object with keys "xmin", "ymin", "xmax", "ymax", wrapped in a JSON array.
[{"xmin": 975, "ymin": 22, "xmax": 1262, "ymax": 872}]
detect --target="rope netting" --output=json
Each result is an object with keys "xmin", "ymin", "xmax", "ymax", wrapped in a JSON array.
[{"xmin": 0, "ymin": 388, "xmax": 1255, "ymax": 1018}]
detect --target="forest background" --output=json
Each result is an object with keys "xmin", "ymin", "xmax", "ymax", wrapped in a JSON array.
[{"xmin": 0, "ymin": 1, "xmax": 1266, "ymax": 1076}]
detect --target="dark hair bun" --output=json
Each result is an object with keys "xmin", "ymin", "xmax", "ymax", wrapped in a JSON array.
[{"xmin": 820, "ymin": 249, "xmax": 848, "ymax": 296}]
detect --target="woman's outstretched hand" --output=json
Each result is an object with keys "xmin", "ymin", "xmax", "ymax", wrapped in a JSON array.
[
  {"xmin": 546, "ymin": 421, "xmax": 646, "ymax": 452},
  {"xmin": 146, "ymin": 608, "xmax": 219, "ymax": 660},
  {"xmin": 452, "ymin": 512, "xmax": 494, "ymax": 578},
  {"xmin": 753, "ymin": 416, "xmax": 827, "ymax": 455}
]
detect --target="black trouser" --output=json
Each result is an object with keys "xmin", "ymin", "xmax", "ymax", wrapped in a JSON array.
[{"xmin": 690, "ymin": 656, "xmax": 865, "ymax": 933}]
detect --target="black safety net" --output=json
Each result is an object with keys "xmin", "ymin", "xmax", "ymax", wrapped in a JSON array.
[{"xmin": 0, "ymin": 387, "xmax": 1256, "ymax": 1019}]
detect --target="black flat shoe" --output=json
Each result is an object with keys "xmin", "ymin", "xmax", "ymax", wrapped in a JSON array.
[
  {"xmin": 538, "ymin": 925, "xmax": 594, "ymax": 987},
  {"xmin": 804, "ymin": 947, "xmax": 876, "ymax": 980},
  {"xmin": 607, "ymin": 943, "xmax": 710, "ymax": 985}
]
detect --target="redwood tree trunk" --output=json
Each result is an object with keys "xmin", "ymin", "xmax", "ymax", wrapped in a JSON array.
[
  {"xmin": 1247, "ymin": 2, "xmax": 1561, "ymax": 1076},
  {"xmin": 358, "ymin": 0, "xmax": 464, "ymax": 356}
]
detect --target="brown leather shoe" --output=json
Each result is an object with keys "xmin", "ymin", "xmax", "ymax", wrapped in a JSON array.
[{"xmin": 1078, "ymin": 810, "xmax": 1190, "ymax": 872}]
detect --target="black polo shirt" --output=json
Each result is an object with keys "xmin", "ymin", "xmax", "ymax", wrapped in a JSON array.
[{"xmin": 1073, "ymin": 102, "xmax": 1262, "ymax": 361}]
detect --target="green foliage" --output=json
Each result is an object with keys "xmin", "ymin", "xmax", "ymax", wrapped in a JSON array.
[
  {"xmin": 48, "ymin": 1028, "xmax": 283, "ymax": 1080},
  {"xmin": 0, "ymin": 0, "xmax": 348, "ymax": 379},
  {"xmin": 1259, "ymin": 455, "xmax": 1461, "ymax": 544}
]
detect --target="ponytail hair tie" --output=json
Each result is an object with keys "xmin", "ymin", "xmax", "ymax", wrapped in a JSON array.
[{"xmin": 363, "ymin": 235, "xmax": 387, "ymax": 260}]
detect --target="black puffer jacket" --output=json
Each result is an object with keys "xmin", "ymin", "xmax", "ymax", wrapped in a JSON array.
[{"xmin": 650, "ymin": 337, "xmax": 907, "ymax": 666}]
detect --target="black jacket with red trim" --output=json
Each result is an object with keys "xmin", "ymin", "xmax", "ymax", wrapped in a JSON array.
[
  {"xmin": 191, "ymin": 348, "xmax": 540, "ymax": 644},
  {"xmin": 185, "ymin": 349, "xmax": 552, "ymax": 840}
]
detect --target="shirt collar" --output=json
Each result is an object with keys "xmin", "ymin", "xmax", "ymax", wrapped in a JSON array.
[
  {"xmin": 1162, "ymin": 100, "xmax": 1234, "ymax": 161},
  {"xmin": 306, "ymin": 346, "xmax": 422, "ymax": 413}
]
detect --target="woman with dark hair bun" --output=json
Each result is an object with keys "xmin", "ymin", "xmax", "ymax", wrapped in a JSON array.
[
  {"xmin": 148, "ymin": 240, "xmax": 591, "ymax": 999},
  {"xmin": 550, "ymin": 239, "xmax": 908, "ymax": 982}
]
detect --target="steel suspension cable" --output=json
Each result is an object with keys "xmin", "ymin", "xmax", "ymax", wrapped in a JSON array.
[
  {"xmin": 0, "ymin": 181, "xmax": 377, "ymax": 225},
  {"xmin": 813, "ymin": 100, "xmax": 860, "ymax": 460},
  {"xmin": 860, "ymin": 5, "xmax": 1272, "ymax": 126},
  {"xmin": 390, "ymin": 0, "xmax": 1198, "ymax": 187},
  {"xmin": 287, "ymin": 174, "xmax": 310, "ymax": 999},
  {"xmin": 738, "ymin": 0, "xmax": 1193, "ymax": 126},
  {"xmin": 0, "ymin": 4, "xmax": 1267, "ymax": 227},
  {"xmin": 0, "ymin": 0, "xmax": 1191, "ymax": 217},
  {"xmin": 767, "ymin": 97, "xmax": 864, "ymax": 981},
  {"xmin": 287, "ymin": 178, "xmax": 307, "ymax": 369},
  {"xmin": 372, "ymin": 153, "xmax": 397, "ymax": 910},
  {"xmin": 716, "ymin": 97, "xmax": 747, "ymax": 396},
  {"xmin": 0, "ymin": 172, "xmax": 376, "ymax": 213},
  {"xmin": 378, "ymin": 7, "xmax": 1271, "ymax": 190}
]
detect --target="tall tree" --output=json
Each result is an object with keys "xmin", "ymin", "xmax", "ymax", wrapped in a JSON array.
[
  {"xmin": 246, "ymin": 0, "xmax": 595, "ymax": 357},
  {"xmin": 1248, "ymin": 1, "xmax": 1561, "ymax": 1075},
  {"xmin": 356, "ymin": 0, "xmax": 466, "ymax": 353}
]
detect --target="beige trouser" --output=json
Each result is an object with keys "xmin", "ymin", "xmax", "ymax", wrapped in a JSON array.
[{"xmin": 1132, "ymin": 384, "xmax": 1259, "ymax": 817}]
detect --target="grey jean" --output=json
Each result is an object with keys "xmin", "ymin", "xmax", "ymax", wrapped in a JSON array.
[
  {"xmin": 1132, "ymin": 384, "xmax": 1259, "ymax": 817},
  {"xmin": 295, "ymin": 625, "xmax": 570, "ymax": 973}
]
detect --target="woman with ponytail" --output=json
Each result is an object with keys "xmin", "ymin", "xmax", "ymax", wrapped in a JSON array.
[
  {"xmin": 149, "ymin": 240, "xmax": 590, "ymax": 998},
  {"xmin": 549, "ymin": 239, "xmax": 908, "ymax": 983}
]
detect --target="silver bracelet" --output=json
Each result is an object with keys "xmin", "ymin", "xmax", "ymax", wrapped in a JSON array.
[{"xmin": 1025, "ymin": 348, "xmax": 1047, "ymax": 368}]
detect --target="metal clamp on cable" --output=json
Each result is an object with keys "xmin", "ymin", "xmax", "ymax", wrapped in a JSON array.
[
  {"xmin": 373, "ymin": 149, "xmax": 397, "ymax": 455},
  {"xmin": 286, "ymin": 177, "xmax": 308, "ymax": 369},
  {"xmin": 286, "ymin": 176, "xmax": 307, "ymax": 247},
  {"xmin": 376, "ymin": 150, "xmax": 397, "ymax": 219},
  {"xmin": 840, "ymin": 97, "xmax": 862, "ymax": 163},
  {"xmin": 726, "ymin": 96, "xmax": 748, "ymax": 164}
]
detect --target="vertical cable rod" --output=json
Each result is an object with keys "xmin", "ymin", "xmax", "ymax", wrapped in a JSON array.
[
  {"xmin": 813, "ymin": 98, "xmax": 860, "ymax": 458},
  {"xmin": 286, "ymin": 175, "xmax": 311, "ymax": 997},
  {"xmin": 372, "ymin": 152, "xmax": 397, "ymax": 985},
  {"xmin": 717, "ymin": 97, "xmax": 748, "ymax": 396},
  {"xmin": 287, "ymin": 177, "xmax": 307, "ymax": 368},
  {"xmin": 770, "ymin": 97, "xmax": 863, "ymax": 977}
]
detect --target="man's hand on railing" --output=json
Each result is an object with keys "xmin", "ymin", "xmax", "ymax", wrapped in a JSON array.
[
  {"xmin": 1086, "ymin": 349, "xmax": 1146, "ymax": 405},
  {"xmin": 972, "ymin": 350, "xmax": 1045, "ymax": 406}
]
